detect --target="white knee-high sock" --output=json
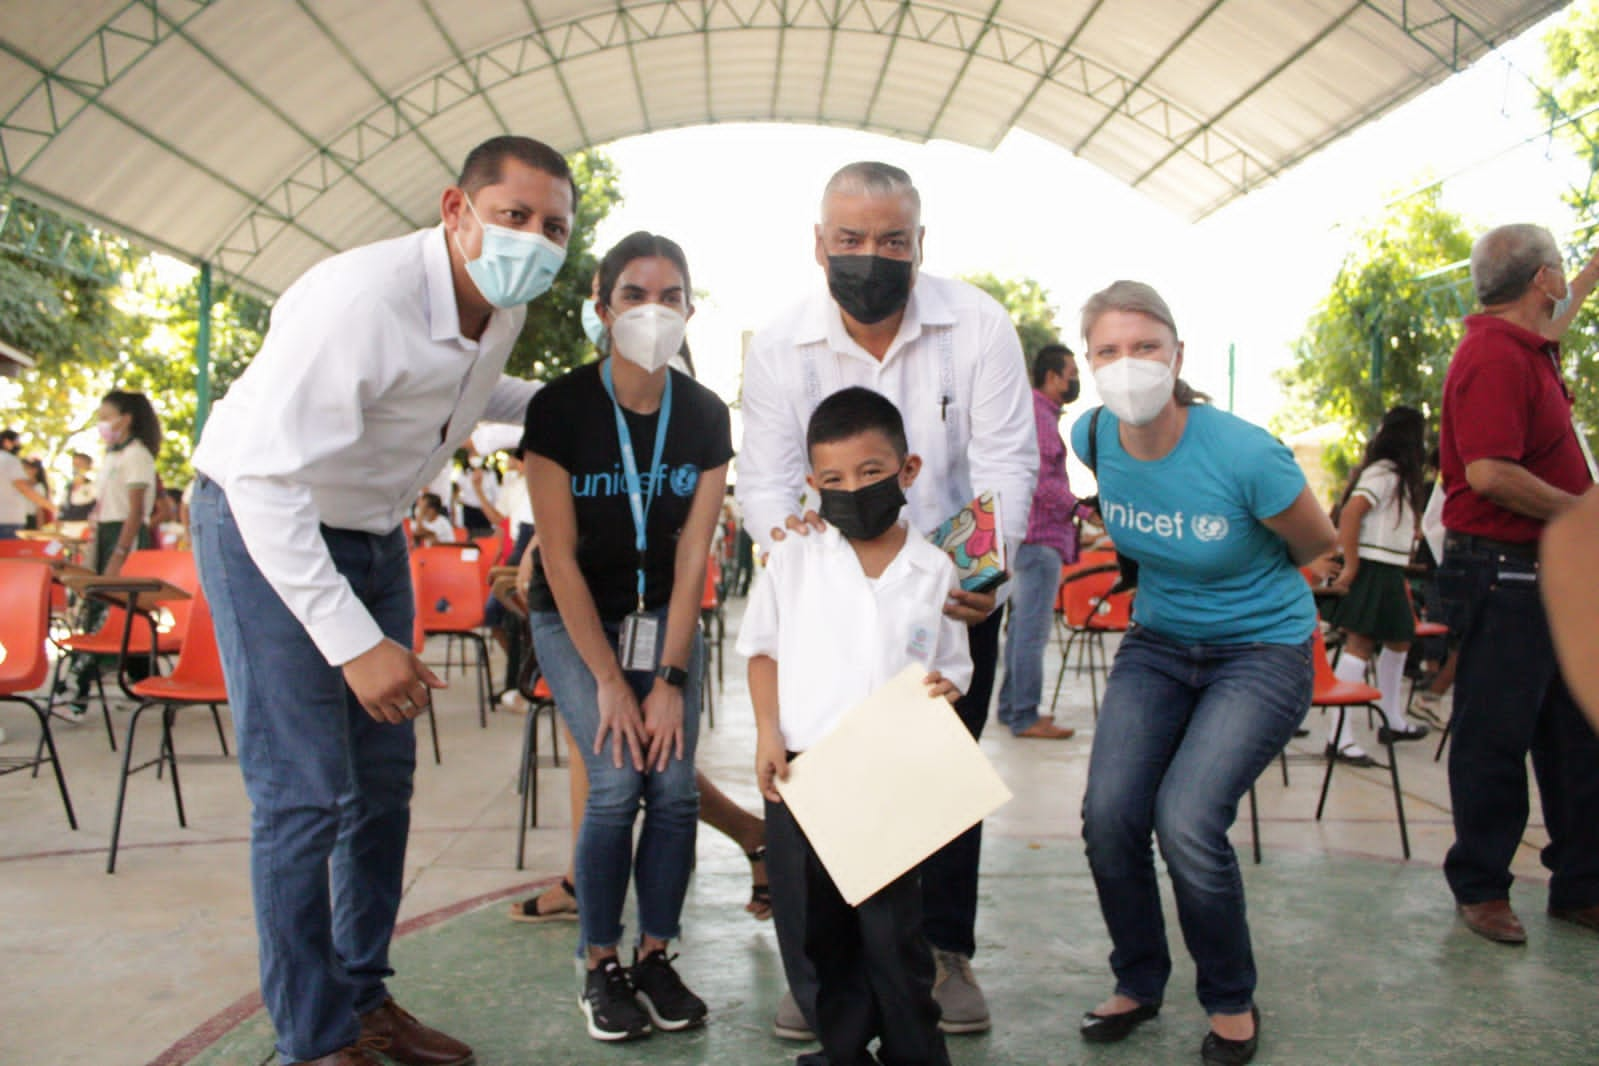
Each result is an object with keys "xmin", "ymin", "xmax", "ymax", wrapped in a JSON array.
[
  {"xmin": 1328, "ymin": 652, "xmax": 1369, "ymax": 751},
  {"xmin": 1377, "ymin": 647, "xmax": 1409, "ymax": 731}
]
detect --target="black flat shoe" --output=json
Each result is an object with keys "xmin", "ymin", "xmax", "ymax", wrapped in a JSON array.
[
  {"xmin": 1324, "ymin": 744, "xmax": 1378, "ymax": 768},
  {"xmin": 1377, "ymin": 723, "xmax": 1430, "ymax": 744},
  {"xmin": 1079, "ymin": 1002, "xmax": 1159, "ymax": 1043},
  {"xmin": 1201, "ymin": 1005, "xmax": 1260, "ymax": 1065}
]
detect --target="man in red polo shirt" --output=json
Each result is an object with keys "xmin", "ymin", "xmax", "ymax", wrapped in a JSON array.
[{"xmin": 1438, "ymin": 222, "xmax": 1599, "ymax": 946}]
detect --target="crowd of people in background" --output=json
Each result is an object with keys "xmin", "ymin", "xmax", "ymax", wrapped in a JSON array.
[{"xmin": 4, "ymin": 132, "xmax": 1598, "ymax": 1066}]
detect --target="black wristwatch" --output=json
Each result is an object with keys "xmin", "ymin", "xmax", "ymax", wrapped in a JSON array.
[{"xmin": 656, "ymin": 664, "xmax": 688, "ymax": 688}]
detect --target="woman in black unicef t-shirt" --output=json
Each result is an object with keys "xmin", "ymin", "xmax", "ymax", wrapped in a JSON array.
[{"xmin": 521, "ymin": 232, "xmax": 731, "ymax": 1042}]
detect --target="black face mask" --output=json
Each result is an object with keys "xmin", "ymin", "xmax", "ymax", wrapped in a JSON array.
[
  {"xmin": 819, "ymin": 473, "xmax": 906, "ymax": 541},
  {"xmin": 826, "ymin": 255, "xmax": 914, "ymax": 325},
  {"xmin": 1062, "ymin": 379, "xmax": 1082, "ymax": 405}
]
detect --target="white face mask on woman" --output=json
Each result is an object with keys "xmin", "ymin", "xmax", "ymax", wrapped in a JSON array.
[
  {"xmin": 609, "ymin": 304, "xmax": 686, "ymax": 374},
  {"xmin": 1092, "ymin": 354, "xmax": 1176, "ymax": 426}
]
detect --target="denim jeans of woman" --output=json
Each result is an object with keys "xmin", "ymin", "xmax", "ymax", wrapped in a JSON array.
[
  {"xmin": 1082, "ymin": 625, "xmax": 1311, "ymax": 1015},
  {"xmin": 530, "ymin": 609, "xmax": 703, "ymax": 952}
]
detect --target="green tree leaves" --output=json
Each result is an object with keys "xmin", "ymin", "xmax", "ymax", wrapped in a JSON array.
[{"xmin": 959, "ymin": 271, "xmax": 1062, "ymax": 368}]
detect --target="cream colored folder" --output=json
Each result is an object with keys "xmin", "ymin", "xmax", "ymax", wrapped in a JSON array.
[{"xmin": 775, "ymin": 665, "xmax": 1013, "ymax": 905}]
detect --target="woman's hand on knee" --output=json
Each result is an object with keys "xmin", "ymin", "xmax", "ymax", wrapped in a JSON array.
[
  {"xmin": 641, "ymin": 681, "xmax": 686, "ymax": 773},
  {"xmin": 595, "ymin": 676, "xmax": 647, "ymax": 771}
]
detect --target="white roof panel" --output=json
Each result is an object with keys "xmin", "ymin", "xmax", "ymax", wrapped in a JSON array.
[{"xmin": 0, "ymin": 0, "xmax": 1563, "ymax": 296}]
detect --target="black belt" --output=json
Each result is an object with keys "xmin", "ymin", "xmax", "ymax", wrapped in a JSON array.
[{"xmin": 1444, "ymin": 532, "xmax": 1538, "ymax": 562}]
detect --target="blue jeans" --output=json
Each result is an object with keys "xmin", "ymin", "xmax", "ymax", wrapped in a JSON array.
[
  {"xmin": 530, "ymin": 609, "xmax": 702, "ymax": 951},
  {"xmin": 0, "ymin": 523, "xmax": 18, "ymax": 540},
  {"xmin": 1082, "ymin": 626, "xmax": 1311, "ymax": 1015},
  {"xmin": 1438, "ymin": 544, "xmax": 1599, "ymax": 910},
  {"xmin": 997, "ymin": 542, "xmax": 1062, "ymax": 734},
  {"xmin": 191, "ymin": 477, "xmax": 416, "ymax": 1064}
]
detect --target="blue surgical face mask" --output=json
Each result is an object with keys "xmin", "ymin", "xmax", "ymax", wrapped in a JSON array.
[
  {"xmin": 456, "ymin": 195, "xmax": 566, "ymax": 308},
  {"xmin": 1550, "ymin": 287, "xmax": 1573, "ymax": 323},
  {"xmin": 581, "ymin": 298, "xmax": 607, "ymax": 350}
]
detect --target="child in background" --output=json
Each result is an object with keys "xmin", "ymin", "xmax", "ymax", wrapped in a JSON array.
[
  {"xmin": 1322, "ymin": 406, "xmax": 1431, "ymax": 764},
  {"xmin": 738, "ymin": 387, "xmax": 971, "ymax": 1066},
  {"xmin": 412, "ymin": 492, "xmax": 455, "ymax": 547}
]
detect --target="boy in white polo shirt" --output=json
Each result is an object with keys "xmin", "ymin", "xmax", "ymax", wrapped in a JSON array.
[{"xmin": 738, "ymin": 386, "xmax": 972, "ymax": 1066}]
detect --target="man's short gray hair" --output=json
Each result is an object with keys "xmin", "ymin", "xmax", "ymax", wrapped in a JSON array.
[
  {"xmin": 1471, "ymin": 224, "xmax": 1561, "ymax": 306},
  {"xmin": 820, "ymin": 161, "xmax": 920, "ymax": 221}
]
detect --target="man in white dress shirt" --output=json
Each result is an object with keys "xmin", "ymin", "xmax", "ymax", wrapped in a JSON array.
[
  {"xmin": 189, "ymin": 135, "xmax": 574, "ymax": 1066},
  {"xmin": 737, "ymin": 161, "xmax": 1038, "ymax": 1043}
]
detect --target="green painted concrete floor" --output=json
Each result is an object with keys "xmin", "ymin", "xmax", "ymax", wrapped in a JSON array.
[{"xmin": 186, "ymin": 837, "xmax": 1598, "ymax": 1066}]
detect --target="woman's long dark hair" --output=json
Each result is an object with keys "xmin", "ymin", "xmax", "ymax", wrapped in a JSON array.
[
  {"xmin": 596, "ymin": 231, "xmax": 697, "ymax": 377},
  {"xmin": 103, "ymin": 389, "xmax": 163, "ymax": 458},
  {"xmin": 1334, "ymin": 405, "xmax": 1427, "ymax": 528}
]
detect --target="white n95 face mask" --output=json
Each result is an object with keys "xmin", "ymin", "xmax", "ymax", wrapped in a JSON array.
[
  {"xmin": 1093, "ymin": 355, "xmax": 1175, "ymax": 426},
  {"xmin": 609, "ymin": 304, "xmax": 687, "ymax": 374}
]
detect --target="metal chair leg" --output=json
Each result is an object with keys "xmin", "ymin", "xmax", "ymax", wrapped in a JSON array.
[
  {"xmin": 13, "ymin": 695, "xmax": 78, "ymax": 830},
  {"xmin": 107, "ymin": 701, "xmax": 152, "ymax": 873},
  {"xmin": 209, "ymin": 704, "xmax": 230, "ymax": 757},
  {"xmin": 1315, "ymin": 709, "xmax": 1344, "ymax": 821},
  {"xmin": 1247, "ymin": 783, "xmax": 1261, "ymax": 864},
  {"xmin": 164, "ymin": 706, "xmax": 187, "ymax": 829}
]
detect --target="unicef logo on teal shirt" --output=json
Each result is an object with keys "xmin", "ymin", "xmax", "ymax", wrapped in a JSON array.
[
  {"xmin": 670, "ymin": 464, "xmax": 700, "ymax": 496},
  {"xmin": 1191, "ymin": 514, "xmax": 1230, "ymax": 541}
]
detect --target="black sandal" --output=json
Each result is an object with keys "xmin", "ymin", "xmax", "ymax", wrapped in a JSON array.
[
  {"xmin": 508, "ymin": 877, "xmax": 578, "ymax": 923},
  {"xmin": 746, "ymin": 846, "xmax": 772, "ymax": 920}
]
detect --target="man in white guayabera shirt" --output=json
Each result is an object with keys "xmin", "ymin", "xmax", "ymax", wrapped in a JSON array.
[{"xmin": 189, "ymin": 136, "xmax": 574, "ymax": 1066}]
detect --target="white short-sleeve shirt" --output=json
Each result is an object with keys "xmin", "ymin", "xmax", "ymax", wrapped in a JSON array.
[
  {"xmin": 1351, "ymin": 459, "xmax": 1417, "ymax": 566},
  {"xmin": 736, "ymin": 524, "xmax": 973, "ymax": 752},
  {"xmin": 96, "ymin": 440, "xmax": 157, "ymax": 523}
]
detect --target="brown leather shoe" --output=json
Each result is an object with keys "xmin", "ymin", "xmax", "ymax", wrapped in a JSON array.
[
  {"xmin": 1549, "ymin": 904, "xmax": 1599, "ymax": 933},
  {"xmin": 1016, "ymin": 718, "xmax": 1076, "ymax": 740},
  {"xmin": 1458, "ymin": 900, "xmax": 1527, "ymax": 944},
  {"xmin": 359, "ymin": 998, "xmax": 475, "ymax": 1066},
  {"xmin": 298, "ymin": 1042, "xmax": 385, "ymax": 1065}
]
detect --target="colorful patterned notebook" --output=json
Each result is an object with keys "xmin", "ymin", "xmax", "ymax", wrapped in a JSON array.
[{"xmin": 927, "ymin": 491, "xmax": 1007, "ymax": 593}]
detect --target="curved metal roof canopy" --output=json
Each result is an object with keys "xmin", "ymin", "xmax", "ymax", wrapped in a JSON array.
[{"xmin": 0, "ymin": 0, "xmax": 1563, "ymax": 298}]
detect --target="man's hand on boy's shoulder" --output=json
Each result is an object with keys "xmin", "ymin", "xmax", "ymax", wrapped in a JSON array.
[
  {"xmin": 755, "ymin": 731, "xmax": 790, "ymax": 804},
  {"xmin": 924, "ymin": 671, "xmax": 962, "ymax": 705},
  {"xmin": 769, "ymin": 509, "xmax": 826, "ymax": 544},
  {"xmin": 944, "ymin": 586, "xmax": 997, "ymax": 625}
]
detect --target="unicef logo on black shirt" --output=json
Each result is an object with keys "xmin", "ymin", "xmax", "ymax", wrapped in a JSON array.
[
  {"xmin": 670, "ymin": 464, "xmax": 700, "ymax": 496},
  {"xmin": 573, "ymin": 463, "xmax": 702, "ymax": 498}
]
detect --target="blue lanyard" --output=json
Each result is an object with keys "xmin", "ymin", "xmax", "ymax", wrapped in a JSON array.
[{"xmin": 600, "ymin": 359, "xmax": 673, "ymax": 608}]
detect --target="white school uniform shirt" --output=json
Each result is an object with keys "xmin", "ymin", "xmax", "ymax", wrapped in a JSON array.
[
  {"xmin": 96, "ymin": 440, "xmax": 157, "ymax": 523},
  {"xmin": 192, "ymin": 225, "xmax": 540, "ymax": 666},
  {"xmin": 736, "ymin": 273, "xmax": 1039, "ymax": 562},
  {"xmin": 417, "ymin": 513, "xmax": 456, "ymax": 545},
  {"xmin": 1351, "ymin": 460, "xmax": 1416, "ymax": 566},
  {"xmin": 736, "ymin": 524, "xmax": 974, "ymax": 753},
  {"xmin": 0, "ymin": 448, "xmax": 28, "ymax": 525}
]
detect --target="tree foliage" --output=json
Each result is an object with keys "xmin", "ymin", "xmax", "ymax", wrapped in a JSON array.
[
  {"xmin": 1274, "ymin": 189, "xmax": 1475, "ymax": 490},
  {"xmin": 1539, "ymin": 0, "xmax": 1599, "ymax": 452},
  {"xmin": 959, "ymin": 271, "xmax": 1062, "ymax": 369}
]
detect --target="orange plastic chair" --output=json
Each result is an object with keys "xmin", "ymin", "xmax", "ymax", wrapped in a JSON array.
[
  {"xmin": 1050, "ymin": 563, "xmax": 1132, "ymax": 717},
  {"xmin": 699, "ymin": 555, "xmax": 722, "ymax": 728},
  {"xmin": 0, "ymin": 560, "xmax": 78, "ymax": 829},
  {"xmin": 1310, "ymin": 626, "xmax": 1410, "ymax": 859},
  {"xmin": 105, "ymin": 583, "xmax": 232, "ymax": 872},
  {"xmin": 47, "ymin": 549, "xmax": 198, "ymax": 751},
  {"xmin": 413, "ymin": 546, "xmax": 492, "ymax": 728},
  {"xmin": 514, "ymin": 671, "xmax": 563, "ymax": 868},
  {"xmin": 407, "ymin": 552, "xmax": 442, "ymax": 765}
]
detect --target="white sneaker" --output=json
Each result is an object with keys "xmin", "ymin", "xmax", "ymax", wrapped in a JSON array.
[{"xmin": 772, "ymin": 989, "xmax": 814, "ymax": 1041}]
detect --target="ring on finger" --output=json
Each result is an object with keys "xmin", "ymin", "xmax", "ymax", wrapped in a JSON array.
[{"xmin": 397, "ymin": 698, "xmax": 416, "ymax": 712}]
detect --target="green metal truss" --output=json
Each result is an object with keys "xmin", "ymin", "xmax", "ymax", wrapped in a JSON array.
[{"xmin": 0, "ymin": 194, "xmax": 135, "ymax": 284}]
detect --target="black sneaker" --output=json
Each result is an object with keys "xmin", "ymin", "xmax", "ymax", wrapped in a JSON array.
[
  {"xmin": 630, "ymin": 949, "xmax": 708, "ymax": 1031},
  {"xmin": 581, "ymin": 958, "xmax": 652, "ymax": 1042}
]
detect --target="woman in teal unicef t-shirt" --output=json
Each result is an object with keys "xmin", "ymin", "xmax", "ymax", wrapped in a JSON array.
[{"xmin": 1071, "ymin": 281, "xmax": 1336, "ymax": 1066}]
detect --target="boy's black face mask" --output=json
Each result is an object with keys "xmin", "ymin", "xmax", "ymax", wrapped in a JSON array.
[
  {"xmin": 819, "ymin": 473, "xmax": 906, "ymax": 541},
  {"xmin": 826, "ymin": 255, "xmax": 914, "ymax": 325}
]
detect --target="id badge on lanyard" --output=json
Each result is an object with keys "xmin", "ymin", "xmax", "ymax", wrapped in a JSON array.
[{"xmin": 602, "ymin": 360, "xmax": 674, "ymax": 672}]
